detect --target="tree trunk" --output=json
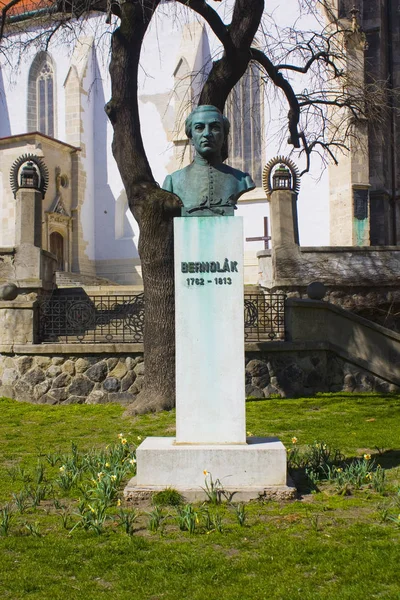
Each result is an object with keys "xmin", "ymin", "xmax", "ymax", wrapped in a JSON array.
[
  {"xmin": 106, "ymin": 0, "xmax": 266, "ymax": 415},
  {"xmin": 106, "ymin": 1, "xmax": 181, "ymax": 414},
  {"xmin": 126, "ymin": 186, "xmax": 181, "ymax": 414}
]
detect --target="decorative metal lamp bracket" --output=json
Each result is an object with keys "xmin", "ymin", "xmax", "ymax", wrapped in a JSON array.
[
  {"xmin": 10, "ymin": 154, "xmax": 49, "ymax": 199},
  {"xmin": 262, "ymin": 156, "xmax": 301, "ymax": 197}
]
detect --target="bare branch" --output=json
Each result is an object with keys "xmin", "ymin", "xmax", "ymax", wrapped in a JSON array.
[
  {"xmin": 251, "ymin": 46, "xmax": 301, "ymax": 148},
  {"xmin": 0, "ymin": 0, "xmax": 23, "ymax": 42},
  {"xmin": 175, "ymin": 0, "xmax": 235, "ymax": 58}
]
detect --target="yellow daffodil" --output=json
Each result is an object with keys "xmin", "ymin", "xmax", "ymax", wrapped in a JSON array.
[
  {"xmin": 105, "ymin": 462, "xmax": 110, "ymax": 468},
  {"xmin": 97, "ymin": 472, "xmax": 104, "ymax": 480},
  {"xmin": 117, "ymin": 499, "xmax": 121, "ymax": 507},
  {"xmin": 203, "ymin": 470, "xmax": 208, "ymax": 476},
  {"xmin": 111, "ymin": 475, "xmax": 117, "ymax": 482},
  {"xmin": 129, "ymin": 458, "xmax": 136, "ymax": 465},
  {"xmin": 364, "ymin": 454, "xmax": 371, "ymax": 461},
  {"xmin": 336, "ymin": 467, "xmax": 342, "ymax": 472},
  {"xmin": 121, "ymin": 438, "xmax": 127, "ymax": 445},
  {"xmin": 59, "ymin": 465, "xmax": 66, "ymax": 473},
  {"xmin": 247, "ymin": 431, "xmax": 253, "ymax": 436},
  {"xmin": 291, "ymin": 437, "xmax": 298, "ymax": 444},
  {"xmin": 137, "ymin": 436, "xmax": 142, "ymax": 441}
]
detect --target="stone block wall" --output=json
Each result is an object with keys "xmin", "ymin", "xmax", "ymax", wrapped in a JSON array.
[
  {"xmin": 0, "ymin": 353, "xmax": 144, "ymax": 405},
  {"xmin": 244, "ymin": 350, "xmax": 400, "ymax": 400},
  {"xmin": 0, "ymin": 345, "xmax": 398, "ymax": 406}
]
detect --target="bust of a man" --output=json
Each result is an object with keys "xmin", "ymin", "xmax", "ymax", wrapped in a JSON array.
[{"xmin": 162, "ymin": 105, "xmax": 255, "ymax": 216}]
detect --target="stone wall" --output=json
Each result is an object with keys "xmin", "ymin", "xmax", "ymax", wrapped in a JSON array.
[
  {"xmin": 258, "ymin": 247, "xmax": 400, "ymax": 331},
  {"xmin": 245, "ymin": 349, "xmax": 400, "ymax": 399},
  {"xmin": 258, "ymin": 246, "xmax": 400, "ymax": 288},
  {"xmin": 0, "ymin": 353, "xmax": 144, "ymax": 405},
  {"xmin": 0, "ymin": 344, "xmax": 398, "ymax": 405},
  {"xmin": 0, "ymin": 249, "xmax": 16, "ymax": 281}
]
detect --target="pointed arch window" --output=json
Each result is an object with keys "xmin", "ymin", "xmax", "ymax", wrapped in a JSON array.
[
  {"xmin": 27, "ymin": 52, "xmax": 56, "ymax": 137},
  {"xmin": 37, "ymin": 61, "xmax": 54, "ymax": 136},
  {"xmin": 226, "ymin": 62, "xmax": 263, "ymax": 187}
]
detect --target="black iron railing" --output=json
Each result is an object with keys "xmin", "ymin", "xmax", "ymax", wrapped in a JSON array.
[
  {"xmin": 38, "ymin": 291, "xmax": 285, "ymax": 344},
  {"xmin": 38, "ymin": 292, "xmax": 145, "ymax": 343},
  {"xmin": 244, "ymin": 293, "xmax": 285, "ymax": 341}
]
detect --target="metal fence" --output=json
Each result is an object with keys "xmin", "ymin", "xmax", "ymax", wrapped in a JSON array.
[
  {"xmin": 38, "ymin": 290, "xmax": 285, "ymax": 344},
  {"xmin": 38, "ymin": 292, "xmax": 145, "ymax": 344},
  {"xmin": 244, "ymin": 293, "xmax": 286, "ymax": 342}
]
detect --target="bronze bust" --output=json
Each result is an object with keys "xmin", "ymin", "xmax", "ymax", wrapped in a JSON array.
[{"xmin": 162, "ymin": 105, "xmax": 255, "ymax": 216}]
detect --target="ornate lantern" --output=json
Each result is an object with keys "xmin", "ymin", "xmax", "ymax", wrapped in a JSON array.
[
  {"xmin": 20, "ymin": 161, "xmax": 40, "ymax": 189},
  {"xmin": 272, "ymin": 164, "xmax": 292, "ymax": 190}
]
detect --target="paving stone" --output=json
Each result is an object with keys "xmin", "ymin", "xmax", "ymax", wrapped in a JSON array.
[
  {"xmin": 23, "ymin": 368, "xmax": 46, "ymax": 386},
  {"xmin": 52, "ymin": 372, "xmax": 71, "ymax": 389},
  {"xmin": 133, "ymin": 362, "xmax": 145, "ymax": 377},
  {"xmin": 62, "ymin": 360, "xmax": 76, "ymax": 376},
  {"xmin": 85, "ymin": 390, "xmax": 109, "ymax": 404},
  {"xmin": 75, "ymin": 358, "xmax": 90, "ymax": 373},
  {"xmin": 68, "ymin": 376, "xmax": 94, "ymax": 397},
  {"xmin": 34, "ymin": 380, "xmax": 51, "ymax": 401},
  {"xmin": 245, "ymin": 384, "xmax": 265, "ymax": 399},
  {"xmin": 109, "ymin": 361, "xmax": 127, "ymax": 379},
  {"xmin": 86, "ymin": 361, "xmax": 108, "ymax": 382},
  {"xmin": 52, "ymin": 357, "xmax": 64, "ymax": 365},
  {"xmin": 46, "ymin": 365, "xmax": 63, "ymax": 378},
  {"xmin": 103, "ymin": 377, "xmax": 121, "ymax": 392},
  {"xmin": 62, "ymin": 395, "xmax": 86, "ymax": 405},
  {"xmin": 16, "ymin": 356, "xmax": 33, "ymax": 374},
  {"xmin": 246, "ymin": 359, "xmax": 269, "ymax": 377}
]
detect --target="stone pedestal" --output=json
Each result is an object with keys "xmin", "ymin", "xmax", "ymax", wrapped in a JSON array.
[
  {"xmin": 125, "ymin": 436, "xmax": 291, "ymax": 502},
  {"xmin": 125, "ymin": 217, "xmax": 290, "ymax": 502},
  {"xmin": 175, "ymin": 217, "xmax": 245, "ymax": 444},
  {"xmin": 15, "ymin": 189, "xmax": 43, "ymax": 248}
]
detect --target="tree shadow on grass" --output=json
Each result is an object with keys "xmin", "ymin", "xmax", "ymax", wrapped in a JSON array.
[{"xmin": 290, "ymin": 449, "xmax": 400, "ymax": 496}]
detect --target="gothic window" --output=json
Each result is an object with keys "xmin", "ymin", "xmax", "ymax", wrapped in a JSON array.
[
  {"xmin": 37, "ymin": 62, "xmax": 54, "ymax": 136},
  {"xmin": 226, "ymin": 62, "xmax": 263, "ymax": 187},
  {"xmin": 27, "ymin": 52, "xmax": 56, "ymax": 137}
]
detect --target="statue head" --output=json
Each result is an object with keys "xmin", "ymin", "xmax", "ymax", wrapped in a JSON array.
[{"xmin": 185, "ymin": 105, "xmax": 230, "ymax": 162}]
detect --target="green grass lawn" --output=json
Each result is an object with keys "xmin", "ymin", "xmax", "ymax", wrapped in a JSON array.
[{"xmin": 0, "ymin": 393, "xmax": 399, "ymax": 600}]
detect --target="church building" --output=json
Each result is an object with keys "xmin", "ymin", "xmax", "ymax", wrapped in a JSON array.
[{"xmin": 0, "ymin": 0, "xmax": 398, "ymax": 287}]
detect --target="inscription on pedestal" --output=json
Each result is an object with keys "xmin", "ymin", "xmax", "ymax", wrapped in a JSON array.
[{"xmin": 174, "ymin": 217, "xmax": 245, "ymax": 444}]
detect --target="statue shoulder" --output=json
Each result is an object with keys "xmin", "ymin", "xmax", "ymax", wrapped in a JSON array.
[
  {"xmin": 222, "ymin": 164, "xmax": 256, "ymax": 191},
  {"xmin": 162, "ymin": 165, "xmax": 192, "ymax": 193}
]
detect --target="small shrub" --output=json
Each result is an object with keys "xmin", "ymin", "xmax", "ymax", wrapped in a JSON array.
[
  {"xmin": 202, "ymin": 471, "xmax": 225, "ymax": 505},
  {"xmin": 0, "ymin": 505, "xmax": 12, "ymax": 536},
  {"xmin": 12, "ymin": 490, "xmax": 29, "ymax": 514},
  {"xmin": 25, "ymin": 521, "xmax": 41, "ymax": 537},
  {"xmin": 147, "ymin": 506, "xmax": 165, "ymax": 533},
  {"xmin": 70, "ymin": 500, "xmax": 108, "ymax": 536},
  {"xmin": 152, "ymin": 488, "xmax": 183, "ymax": 507},
  {"xmin": 117, "ymin": 507, "xmax": 138, "ymax": 535},
  {"xmin": 232, "ymin": 503, "xmax": 246, "ymax": 526},
  {"xmin": 176, "ymin": 504, "xmax": 198, "ymax": 534}
]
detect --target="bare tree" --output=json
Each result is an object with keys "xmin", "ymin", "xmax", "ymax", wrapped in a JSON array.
[{"xmin": 0, "ymin": 0, "xmax": 373, "ymax": 413}]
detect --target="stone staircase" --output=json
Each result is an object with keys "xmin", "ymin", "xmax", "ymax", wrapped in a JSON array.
[{"xmin": 55, "ymin": 271, "xmax": 119, "ymax": 288}]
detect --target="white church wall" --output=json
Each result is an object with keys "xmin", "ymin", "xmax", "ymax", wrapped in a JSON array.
[{"xmin": 0, "ymin": 1, "xmax": 333, "ymax": 285}]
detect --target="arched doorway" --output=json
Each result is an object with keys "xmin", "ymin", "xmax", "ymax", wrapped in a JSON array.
[{"xmin": 50, "ymin": 231, "xmax": 64, "ymax": 271}]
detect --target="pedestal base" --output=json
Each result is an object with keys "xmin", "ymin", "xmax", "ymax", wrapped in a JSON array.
[{"xmin": 124, "ymin": 437, "xmax": 295, "ymax": 502}]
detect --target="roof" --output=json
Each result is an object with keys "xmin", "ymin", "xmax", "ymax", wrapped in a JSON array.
[
  {"xmin": 0, "ymin": 131, "xmax": 80, "ymax": 152},
  {"xmin": 0, "ymin": 0, "xmax": 54, "ymax": 18}
]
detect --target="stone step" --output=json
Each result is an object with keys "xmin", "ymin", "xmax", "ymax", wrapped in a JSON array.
[{"xmin": 55, "ymin": 271, "xmax": 119, "ymax": 288}]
